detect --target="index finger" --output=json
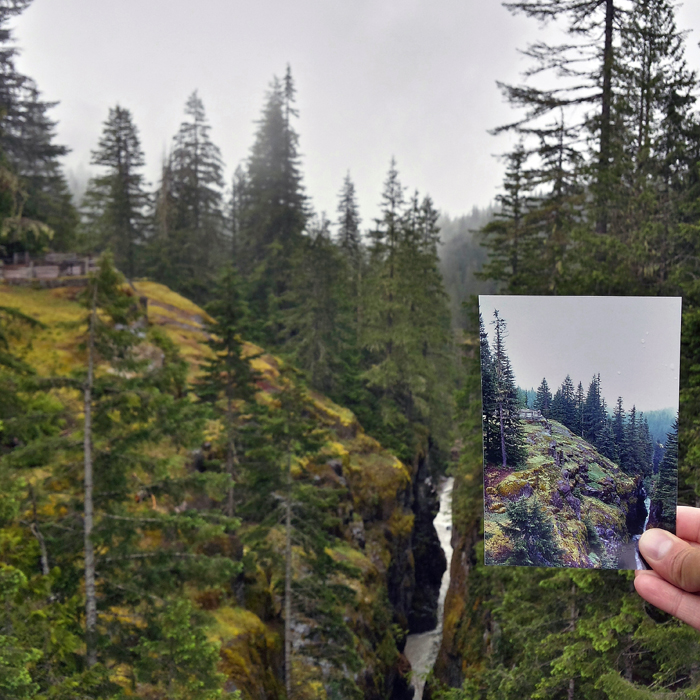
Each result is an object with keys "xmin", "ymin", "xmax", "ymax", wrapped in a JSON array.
[{"xmin": 676, "ymin": 507, "xmax": 700, "ymax": 544}]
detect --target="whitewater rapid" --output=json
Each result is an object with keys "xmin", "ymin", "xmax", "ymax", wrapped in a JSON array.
[{"xmin": 404, "ymin": 476, "xmax": 454, "ymax": 699}]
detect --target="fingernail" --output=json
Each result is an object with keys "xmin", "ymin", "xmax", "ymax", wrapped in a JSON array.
[{"xmin": 639, "ymin": 529, "xmax": 674, "ymax": 561}]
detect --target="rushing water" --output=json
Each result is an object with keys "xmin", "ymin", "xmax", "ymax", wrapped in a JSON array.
[
  {"xmin": 404, "ymin": 477, "xmax": 454, "ymax": 699},
  {"xmin": 633, "ymin": 496, "xmax": 652, "ymax": 569}
]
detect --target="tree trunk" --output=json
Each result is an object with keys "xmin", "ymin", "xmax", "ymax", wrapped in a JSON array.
[
  {"xmin": 597, "ymin": 0, "xmax": 615, "ymax": 234},
  {"xmin": 499, "ymin": 402, "xmax": 507, "ymax": 469},
  {"xmin": 225, "ymin": 394, "xmax": 236, "ymax": 517},
  {"xmin": 84, "ymin": 285, "xmax": 98, "ymax": 668},
  {"xmin": 285, "ymin": 449, "xmax": 293, "ymax": 699}
]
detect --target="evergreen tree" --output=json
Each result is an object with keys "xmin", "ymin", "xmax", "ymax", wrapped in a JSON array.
[
  {"xmin": 490, "ymin": 310, "xmax": 526, "ymax": 468},
  {"xmin": 72, "ymin": 256, "xmax": 238, "ymax": 671},
  {"xmin": 499, "ymin": 0, "xmax": 619, "ymax": 234},
  {"xmin": 560, "ymin": 374, "xmax": 577, "ymax": 431},
  {"xmin": 238, "ymin": 67, "xmax": 307, "ymax": 344},
  {"xmin": 81, "ymin": 105, "xmax": 150, "ymax": 278},
  {"xmin": 478, "ymin": 144, "xmax": 537, "ymax": 291},
  {"xmin": 550, "ymin": 387, "xmax": 564, "ymax": 423},
  {"xmin": 282, "ymin": 214, "xmax": 356, "ymax": 398},
  {"xmin": 480, "ymin": 313, "xmax": 500, "ymax": 466},
  {"xmin": 534, "ymin": 377, "xmax": 552, "ymax": 417},
  {"xmin": 582, "ymin": 374, "xmax": 606, "ymax": 444},
  {"xmin": 151, "ymin": 92, "xmax": 225, "ymax": 302},
  {"xmin": 362, "ymin": 162, "xmax": 453, "ymax": 461},
  {"xmin": 648, "ymin": 418, "xmax": 677, "ymax": 531},
  {"xmin": 504, "ymin": 497, "xmax": 563, "ymax": 567},
  {"xmin": 0, "ymin": 1, "xmax": 78, "ymax": 253},
  {"xmin": 196, "ymin": 265, "xmax": 260, "ymax": 517}
]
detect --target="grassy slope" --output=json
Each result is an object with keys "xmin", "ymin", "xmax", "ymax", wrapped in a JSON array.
[{"xmin": 0, "ymin": 280, "xmax": 415, "ymax": 699}]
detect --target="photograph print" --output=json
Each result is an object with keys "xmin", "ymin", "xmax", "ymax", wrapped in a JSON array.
[{"xmin": 479, "ymin": 295, "xmax": 682, "ymax": 570}]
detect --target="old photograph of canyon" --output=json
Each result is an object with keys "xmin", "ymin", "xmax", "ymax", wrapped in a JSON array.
[{"xmin": 480, "ymin": 295, "xmax": 682, "ymax": 569}]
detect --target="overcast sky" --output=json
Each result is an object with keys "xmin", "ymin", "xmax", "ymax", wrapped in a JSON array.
[
  {"xmin": 10, "ymin": 1, "xmax": 700, "ymax": 225},
  {"xmin": 479, "ymin": 295, "xmax": 682, "ymax": 414}
]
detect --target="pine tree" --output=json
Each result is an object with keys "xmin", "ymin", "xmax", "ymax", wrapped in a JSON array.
[
  {"xmin": 361, "ymin": 162, "xmax": 453, "ymax": 460},
  {"xmin": 282, "ymin": 214, "xmax": 355, "ymax": 397},
  {"xmin": 152, "ymin": 92, "xmax": 225, "ymax": 302},
  {"xmin": 648, "ymin": 418, "xmax": 677, "ymax": 531},
  {"xmin": 196, "ymin": 265, "xmax": 259, "ymax": 517},
  {"xmin": 0, "ymin": 1, "xmax": 78, "ymax": 253},
  {"xmin": 81, "ymin": 105, "xmax": 150, "ymax": 278},
  {"xmin": 500, "ymin": 0, "xmax": 618, "ymax": 234},
  {"xmin": 534, "ymin": 378, "xmax": 552, "ymax": 417},
  {"xmin": 480, "ymin": 313, "xmax": 500, "ymax": 466},
  {"xmin": 74, "ymin": 255, "xmax": 238, "ymax": 670},
  {"xmin": 238, "ymin": 67, "xmax": 307, "ymax": 344},
  {"xmin": 560, "ymin": 374, "xmax": 577, "ymax": 431},
  {"xmin": 478, "ymin": 144, "xmax": 537, "ymax": 291},
  {"xmin": 582, "ymin": 374, "xmax": 606, "ymax": 444},
  {"xmin": 490, "ymin": 310, "xmax": 526, "ymax": 469}
]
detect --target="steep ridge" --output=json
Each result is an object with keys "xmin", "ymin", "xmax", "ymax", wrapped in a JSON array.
[
  {"xmin": 484, "ymin": 419, "xmax": 647, "ymax": 568},
  {"xmin": 0, "ymin": 280, "xmax": 444, "ymax": 699}
]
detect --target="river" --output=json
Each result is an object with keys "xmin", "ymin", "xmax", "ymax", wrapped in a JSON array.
[{"xmin": 404, "ymin": 476, "xmax": 454, "ymax": 699}]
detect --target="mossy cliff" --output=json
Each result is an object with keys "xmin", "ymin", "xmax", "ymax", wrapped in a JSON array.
[
  {"xmin": 0, "ymin": 280, "xmax": 442, "ymax": 699},
  {"xmin": 484, "ymin": 420, "xmax": 646, "ymax": 568}
]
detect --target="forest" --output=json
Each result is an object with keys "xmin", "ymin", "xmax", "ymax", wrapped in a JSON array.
[
  {"xmin": 1, "ymin": 0, "xmax": 700, "ymax": 698},
  {"xmin": 480, "ymin": 309, "xmax": 677, "ymax": 569}
]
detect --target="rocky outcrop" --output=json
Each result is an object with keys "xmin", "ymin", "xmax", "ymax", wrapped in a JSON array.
[
  {"xmin": 484, "ymin": 420, "xmax": 646, "ymax": 567},
  {"xmin": 409, "ymin": 455, "xmax": 446, "ymax": 633}
]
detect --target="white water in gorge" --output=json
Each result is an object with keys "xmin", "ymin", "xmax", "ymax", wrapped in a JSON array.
[
  {"xmin": 633, "ymin": 496, "xmax": 652, "ymax": 570},
  {"xmin": 404, "ymin": 477, "xmax": 454, "ymax": 699}
]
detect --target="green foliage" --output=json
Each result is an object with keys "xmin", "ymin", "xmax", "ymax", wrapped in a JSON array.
[
  {"xmin": 135, "ymin": 599, "xmax": 227, "ymax": 700},
  {"xmin": 147, "ymin": 92, "xmax": 226, "ymax": 304},
  {"xmin": 80, "ymin": 105, "xmax": 150, "ymax": 278},
  {"xmin": 480, "ymin": 310, "xmax": 526, "ymax": 468},
  {"xmin": 504, "ymin": 497, "xmax": 563, "ymax": 567}
]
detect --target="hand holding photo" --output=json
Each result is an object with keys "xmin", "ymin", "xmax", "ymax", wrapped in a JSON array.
[{"xmin": 479, "ymin": 295, "xmax": 681, "ymax": 570}]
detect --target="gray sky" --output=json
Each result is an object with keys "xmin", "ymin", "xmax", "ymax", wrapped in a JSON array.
[
  {"xmin": 11, "ymin": 1, "xmax": 700, "ymax": 224},
  {"xmin": 479, "ymin": 295, "xmax": 682, "ymax": 413}
]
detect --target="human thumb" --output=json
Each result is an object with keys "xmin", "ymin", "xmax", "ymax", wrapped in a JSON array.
[{"xmin": 638, "ymin": 528, "xmax": 700, "ymax": 593}]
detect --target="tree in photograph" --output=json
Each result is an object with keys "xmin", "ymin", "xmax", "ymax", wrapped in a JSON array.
[
  {"xmin": 534, "ymin": 377, "xmax": 552, "ymax": 417},
  {"xmin": 582, "ymin": 374, "xmax": 606, "ymax": 444},
  {"xmin": 81, "ymin": 105, "xmax": 150, "ymax": 278},
  {"xmin": 574, "ymin": 381, "xmax": 585, "ymax": 437},
  {"xmin": 560, "ymin": 374, "xmax": 577, "ymax": 430},
  {"xmin": 504, "ymin": 496, "xmax": 563, "ymax": 567},
  {"xmin": 491, "ymin": 310, "xmax": 525, "ymax": 469},
  {"xmin": 480, "ymin": 313, "xmax": 500, "ymax": 465},
  {"xmin": 612, "ymin": 396, "xmax": 626, "ymax": 462},
  {"xmin": 550, "ymin": 387, "xmax": 564, "ymax": 423},
  {"xmin": 648, "ymin": 418, "xmax": 677, "ymax": 531}
]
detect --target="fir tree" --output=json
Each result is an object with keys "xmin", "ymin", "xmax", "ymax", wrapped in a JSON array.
[
  {"xmin": 196, "ymin": 265, "xmax": 259, "ymax": 517},
  {"xmin": 648, "ymin": 418, "xmax": 677, "ymax": 531},
  {"xmin": 534, "ymin": 377, "xmax": 552, "ymax": 417},
  {"xmin": 81, "ymin": 105, "xmax": 150, "ymax": 278},
  {"xmin": 151, "ymin": 92, "xmax": 225, "ymax": 302},
  {"xmin": 238, "ymin": 67, "xmax": 307, "ymax": 344},
  {"xmin": 490, "ymin": 310, "xmax": 526, "ymax": 469}
]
